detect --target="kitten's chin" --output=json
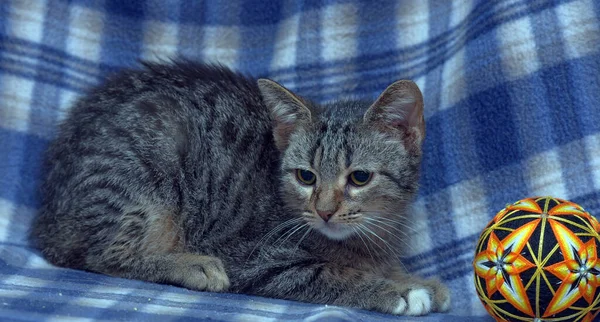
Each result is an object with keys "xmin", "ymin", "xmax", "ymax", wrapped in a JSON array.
[{"xmin": 314, "ymin": 222, "xmax": 354, "ymax": 241}]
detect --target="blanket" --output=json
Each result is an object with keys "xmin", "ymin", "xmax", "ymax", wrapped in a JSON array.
[{"xmin": 1, "ymin": 0, "xmax": 599, "ymax": 321}]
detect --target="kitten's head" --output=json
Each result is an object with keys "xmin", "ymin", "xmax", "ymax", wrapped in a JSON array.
[{"xmin": 258, "ymin": 79, "xmax": 425, "ymax": 241}]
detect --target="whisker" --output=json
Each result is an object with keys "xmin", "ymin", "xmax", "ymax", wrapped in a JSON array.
[
  {"xmin": 356, "ymin": 224, "xmax": 389, "ymax": 259},
  {"xmin": 274, "ymin": 223, "xmax": 309, "ymax": 247},
  {"xmin": 366, "ymin": 219, "xmax": 420, "ymax": 265},
  {"xmin": 294, "ymin": 227, "xmax": 313, "ymax": 250},
  {"xmin": 359, "ymin": 223, "xmax": 407, "ymax": 271},
  {"xmin": 263, "ymin": 218, "xmax": 304, "ymax": 243},
  {"xmin": 366, "ymin": 217, "xmax": 410, "ymax": 239},
  {"xmin": 358, "ymin": 223, "xmax": 395, "ymax": 256},
  {"xmin": 369, "ymin": 215, "xmax": 418, "ymax": 234},
  {"xmin": 352, "ymin": 226, "xmax": 376, "ymax": 263},
  {"xmin": 366, "ymin": 217, "xmax": 419, "ymax": 256},
  {"xmin": 364, "ymin": 219, "xmax": 408, "ymax": 246},
  {"xmin": 271, "ymin": 223, "xmax": 304, "ymax": 246},
  {"xmin": 246, "ymin": 218, "xmax": 303, "ymax": 262},
  {"xmin": 261, "ymin": 218, "xmax": 303, "ymax": 243}
]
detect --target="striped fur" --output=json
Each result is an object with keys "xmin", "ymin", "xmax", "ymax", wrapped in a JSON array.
[
  {"xmin": 31, "ymin": 60, "xmax": 449, "ymax": 316},
  {"xmin": 2, "ymin": 0, "xmax": 599, "ymax": 320}
]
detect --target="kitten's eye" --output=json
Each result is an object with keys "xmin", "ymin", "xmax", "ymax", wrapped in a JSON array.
[
  {"xmin": 296, "ymin": 169, "xmax": 316, "ymax": 185},
  {"xmin": 349, "ymin": 171, "xmax": 372, "ymax": 187}
]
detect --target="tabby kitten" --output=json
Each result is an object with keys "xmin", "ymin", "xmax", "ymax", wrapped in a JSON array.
[{"xmin": 31, "ymin": 60, "xmax": 450, "ymax": 316}]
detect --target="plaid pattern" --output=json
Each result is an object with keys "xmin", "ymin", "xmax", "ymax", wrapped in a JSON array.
[{"xmin": 1, "ymin": 0, "xmax": 599, "ymax": 321}]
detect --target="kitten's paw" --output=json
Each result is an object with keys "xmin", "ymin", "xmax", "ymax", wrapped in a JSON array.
[
  {"xmin": 171, "ymin": 254, "xmax": 230, "ymax": 292},
  {"xmin": 431, "ymin": 281, "xmax": 451, "ymax": 312},
  {"xmin": 379, "ymin": 284, "xmax": 432, "ymax": 316},
  {"xmin": 391, "ymin": 297, "xmax": 407, "ymax": 315},
  {"xmin": 405, "ymin": 288, "xmax": 432, "ymax": 316},
  {"xmin": 384, "ymin": 279, "xmax": 450, "ymax": 315}
]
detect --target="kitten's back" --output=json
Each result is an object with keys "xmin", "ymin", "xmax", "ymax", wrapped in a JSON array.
[{"xmin": 31, "ymin": 61, "xmax": 280, "ymax": 273}]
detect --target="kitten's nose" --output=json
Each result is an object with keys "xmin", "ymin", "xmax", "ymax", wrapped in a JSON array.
[{"xmin": 317, "ymin": 210, "xmax": 334, "ymax": 222}]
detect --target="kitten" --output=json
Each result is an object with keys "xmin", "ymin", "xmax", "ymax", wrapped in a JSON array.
[{"xmin": 31, "ymin": 60, "xmax": 450, "ymax": 316}]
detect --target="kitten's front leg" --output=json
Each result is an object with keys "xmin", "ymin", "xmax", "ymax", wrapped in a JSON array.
[
  {"xmin": 236, "ymin": 260, "xmax": 444, "ymax": 316},
  {"xmin": 89, "ymin": 251, "xmax": 230, "ymax": 292},
  {"xmin": 79, "ymin": 207, "xmax": 230, "ymax": 292},
  {"xmin": 386, "ymin": 266, "xmax": 451, "ymax": 314}
]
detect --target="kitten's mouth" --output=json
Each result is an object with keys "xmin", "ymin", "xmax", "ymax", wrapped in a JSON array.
[{"xmin": 313, "ymin": 221, "xmax": 355, "ymax": 241}]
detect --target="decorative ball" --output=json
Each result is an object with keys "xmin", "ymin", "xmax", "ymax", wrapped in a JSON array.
[{"xmin": 473, "ymin": 197, "xmax": 600, "ymax": 322}]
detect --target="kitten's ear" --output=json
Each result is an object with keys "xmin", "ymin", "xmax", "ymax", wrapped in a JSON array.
[
  {"xmin": 258, "ymin": 79, "xmax": 312, "ymax": 150},
  {"xmin": 363, "ymin": 80, "xmax": 425, "ymax": 147}
]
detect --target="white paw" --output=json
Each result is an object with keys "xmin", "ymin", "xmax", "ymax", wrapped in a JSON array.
[
  {"xmin": 391, "ymin": 297, "xmax": 407, "ymax": 315},
  {"xmin": 405, "ymin": 288, "xmax": 432, "ymax": 316}
]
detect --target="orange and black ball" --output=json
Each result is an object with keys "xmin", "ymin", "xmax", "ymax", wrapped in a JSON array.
[{"xmin": 473, "ymin": 197, "xmax": 600, "ymax": 322}]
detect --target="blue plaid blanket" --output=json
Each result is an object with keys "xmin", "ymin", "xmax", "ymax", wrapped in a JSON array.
[{"xmin": 1, "ymin": 0, "xmax": 599, "ymax": 321}]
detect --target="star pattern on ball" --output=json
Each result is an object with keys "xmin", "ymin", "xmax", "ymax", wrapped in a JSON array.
[
  {"xmin": 544, "ymin": 220, "xmax": 600, "ymax": 317},
  {"xmin": 492, "ymin": 198, "xmax": 542, "ymax": 223},
  {"xmin": 473, "ymin": 197, "xmax": 600, "ymax": 321},
  {"xmin": 474, "ymin": 219, "xmax": 539, "ymax": 316}
]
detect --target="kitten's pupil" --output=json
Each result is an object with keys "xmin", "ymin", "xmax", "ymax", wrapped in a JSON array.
[
  {"xmin": 349, "ymin": 171, "xmax": 371, "ymax": 186},
  {"xmin": 296, "ymin": 169, "xmax": 316, "ymax": 185}
]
